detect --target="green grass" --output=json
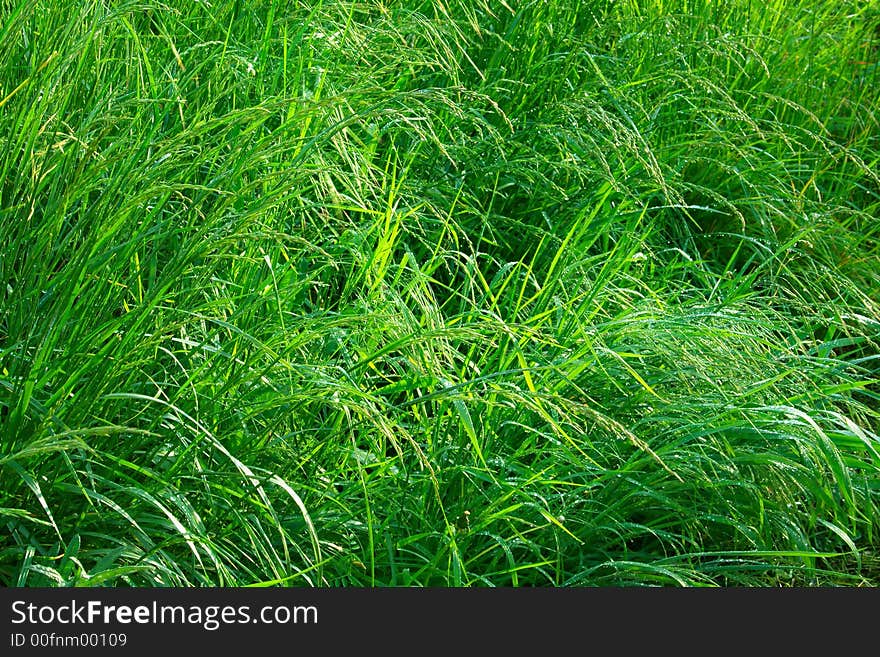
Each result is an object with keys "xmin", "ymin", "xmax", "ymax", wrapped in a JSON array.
[{"xmin": 1, "ymin": 0, "xmax": 878, "ymax": 586}]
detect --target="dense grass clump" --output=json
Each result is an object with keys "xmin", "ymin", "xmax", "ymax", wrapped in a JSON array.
[{"xmin": 1, "ymin": 0, "xmax": 878, "ymax": 586}]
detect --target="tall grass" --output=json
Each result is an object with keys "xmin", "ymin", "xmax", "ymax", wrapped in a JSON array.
[{"xmin": 1, "ymin": 0, "xmax": 878, "ymax": 586}]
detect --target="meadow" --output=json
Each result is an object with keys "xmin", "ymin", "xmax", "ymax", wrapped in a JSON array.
[{"xmin": 1, "ymin": 0, "xmax": 879, "ymax": 586}]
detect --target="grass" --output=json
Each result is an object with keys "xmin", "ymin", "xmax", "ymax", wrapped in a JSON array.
[{"xmin": 1, "ymin": 0, "xmax": 878, "ymax": 587}]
